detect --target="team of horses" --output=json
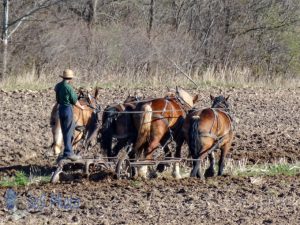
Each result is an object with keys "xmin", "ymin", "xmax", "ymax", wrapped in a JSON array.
[{"xmin": 50, "ymin": 87, "xmax": 234, "ymax": 179}]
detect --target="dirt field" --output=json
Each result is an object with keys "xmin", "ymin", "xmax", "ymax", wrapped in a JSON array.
[
  {"xmin": 0, "ymin": 176, "xmax": 300, "ymax": 225},
  {"xmin": 0, "ymin": 87, "xmax": 300, "ymax": 224}
]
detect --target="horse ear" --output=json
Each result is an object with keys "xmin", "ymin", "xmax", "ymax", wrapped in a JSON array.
[
  {"xmin": 226, "ymin": 95, "xmax": 230, "ymax": 101},
  {"xmin": 210, "ymin": 94, "xmax": 215, "ymax": 101},
  {"xmin": 94, "ymin": 87, "xmax": 99, "ymax": 99},
  {"xmin": 78, "ymin": 88, "xmax": 84, "ymax": 97},
  {"xmin": 193, "ymin": 95, "xmax": 199, "ymax": 103}
]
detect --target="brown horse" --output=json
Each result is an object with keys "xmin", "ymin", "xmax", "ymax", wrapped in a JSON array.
[
  {"xmin": 50, "ymin": 88, "xmax": 101, "ymax": 156},
  {"xmin": 133, "ymin": 87, "xmax": 198, "ymax": 178},
  {"xmin": 183, "ymin": 95, "xmax": 234, "ymax": 178}
]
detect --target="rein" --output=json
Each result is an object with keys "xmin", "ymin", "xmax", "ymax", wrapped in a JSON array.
[
  {"xmin": 103, "ymin": 95, "xmax": 191, "ymax": 114},
  {"xmin": 78, "ymin": 94, "xmax": 101, "ymax": 113}
]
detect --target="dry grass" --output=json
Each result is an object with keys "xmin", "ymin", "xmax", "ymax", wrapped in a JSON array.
[{"xmin": 0, "ymin": 66, "xmax": 299, "ymax": 91}]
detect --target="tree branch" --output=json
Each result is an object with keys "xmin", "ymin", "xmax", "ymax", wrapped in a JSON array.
[
  {"xmin": 238, "ymin": 19, "xmax": 300, "ymax": 36},
  {"xmin": 8, "ymin": 0, "xmax": 65, "ymax": 29}
]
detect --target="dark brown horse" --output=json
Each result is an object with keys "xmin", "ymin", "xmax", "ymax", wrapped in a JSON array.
[
  {"xmin": 50, "ymin": 88, "xmax": 101, "ymax": 156},
  {"xmin": 183, "ymin": 95, "xmax": 234, "ymax": 178},
  {"xmin": 100, "ymin": 95, "xmax": 141, "ymax": 157},
  {"xmin": 133, "ymin": 87, "xmax": 198, "ymax": 178}
]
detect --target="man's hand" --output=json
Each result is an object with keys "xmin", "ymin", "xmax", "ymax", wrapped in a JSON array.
[{"xmin": 75, "ymin": 100, "xmax": 85, "ymax": 110}]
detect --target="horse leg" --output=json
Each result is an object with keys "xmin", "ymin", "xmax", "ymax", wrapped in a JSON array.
[
  {"xmin": 172, "ymin": 134, "xmax": 184, "ymax": 179},
  {"xmin": 126, "ymin": 142, "xmax": 138, "ymax": 178},
  {"xmin": 191, "ymin": 138, "xmax": 214, "ymax": 179},
  {"xmin": 72, "ymin": 130, "xmax": 83, "ymax": 153},
  {"xmin": 204, "ymin": 152, "xmax": 215, "ymax": 178},
  {"xmin": 157, "ymin": 145, "xmax": 171, "ymax": 173},
  {"xmin": 138, "ymin": 138, "xmax": 161, "ymax": 179},
  {"xmin": 111, "ymin": 139, "xmax": 128, "ymax": 157},
  {"xmin": 218, "ymin": 141, "xmax": 231, "ymax": 176},
  {"xmin": 191, "ymin": 159, "xmax": 201, "ymax": 178},
  {"xmin": 190, "ymin": 143, "xmax": 202, "ymax": 178}
]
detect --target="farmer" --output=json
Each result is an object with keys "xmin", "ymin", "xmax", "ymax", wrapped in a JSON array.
[{"xmin": 54, "ymin": 69, "xmax": 84, "ymax": 161}]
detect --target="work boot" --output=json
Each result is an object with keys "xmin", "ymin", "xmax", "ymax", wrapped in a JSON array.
[{"xmin": 66, "ymin": 153, "xmax": 82, "ymax": 161}]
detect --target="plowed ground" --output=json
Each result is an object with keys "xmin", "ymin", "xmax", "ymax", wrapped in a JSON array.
[{"xmin": 0, "ymin": 87, "xmax": 299, "ymax": 224}]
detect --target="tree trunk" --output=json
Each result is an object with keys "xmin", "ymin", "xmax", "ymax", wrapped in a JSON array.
[
  {"xmin": 87, "ymin": 0, "xmax": 98, "ymax": 27},
  {"xmin": 146, "ymin": 0, "xmax": 155, "ymax": 74},
  {"xmin": 1, "ymin": 0, "xmax": 9, "ymax": 81},
  {"xmin": 147, "ymin": 0, "xmax": 154, "ymax": 40}
]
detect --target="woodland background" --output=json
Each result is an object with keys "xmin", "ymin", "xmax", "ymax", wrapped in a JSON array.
[{"xmin": 1, "ymin": 0, "xmax": 300, "ymax": 88}]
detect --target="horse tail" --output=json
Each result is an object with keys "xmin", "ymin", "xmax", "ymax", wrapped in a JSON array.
[
  {"xmin": 100, "ymin": 107, "xmax": 115, "ymax": 156},
  {"xmin": 188, "ymin": 115, "xmax": 201, "ymax": 159},
  {"xmin": 49, "ymin": 103, "xmax": 63, "ymax": 155},
  {"xmin": 134, "ymin": 104, "xmax": 152, "ymax": 157},
  {"xmin": 50, "ymin": 103, "xmax": 59, "ymax": 126}
]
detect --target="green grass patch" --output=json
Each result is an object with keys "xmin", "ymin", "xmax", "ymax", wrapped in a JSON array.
[
  {"xmin": 237, "ymin": 164, "xmax": 300, "ymax": 177},
  {"xmin": 226, "ymin": 159, "xmax": 300, "ymax": 177},
  {"xmin": 0, "ymin": 171, "xmax": 29, "ymax": 187},
  {"xmin": 0, "ymin": 171, "xmax": 52, "ymax": 187}
]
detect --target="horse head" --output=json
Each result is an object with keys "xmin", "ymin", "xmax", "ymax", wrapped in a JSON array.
[
  {"xmin": 124, "ymin": 93, "xmax": 142, "ymax": 103},
  {"xmin": 80, "ymin": 88, "xmax": 102, "ymax": 150},
  {"xmin": 210, "ymin": 95, "xmax": 230, "ymax": 109},
  {"xmin": 78, "ymin": 87, "xmax": 101, "ymax": 111}
]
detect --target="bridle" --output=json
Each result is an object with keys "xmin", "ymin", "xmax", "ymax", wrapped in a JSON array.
[
  {"xmin": 78, "ymin": 92, "xmax": 101, "ymax": 113},
  {"xmin": 211, "ymin": 96, "xmax": 230, "ymax": 112}
]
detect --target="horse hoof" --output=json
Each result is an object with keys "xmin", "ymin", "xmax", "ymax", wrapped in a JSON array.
[
  {"xmin": 149, "ymin": 171, "xmax": 158, "ymax": 179},
  {"xmin": 137, "ymin": 166, "xmax": 148, "ymax": 179},
  {"xmin": 172, "ymin": 173, "xmax": 182, "ymax": 179},
  {"xmin": 204, "ymin": 169, "xmax": 215, "ymax": 178},
  {"xmin": 156, "ymin": 164, "xmax": 166, "ymax": 173}
]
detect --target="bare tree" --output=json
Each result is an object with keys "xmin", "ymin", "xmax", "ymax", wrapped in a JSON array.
[
  {"xmin": 1, "ymin": 0, "xmax": 64, "ymax": 81},
  {"xmin": 1, "ymin": 0, "xmax": 299, "ymax": 82}
]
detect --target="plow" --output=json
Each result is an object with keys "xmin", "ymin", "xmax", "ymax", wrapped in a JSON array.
[
  {"xmin": 50, "ymin": 157, "xmax": 117, "ymax": 183},
  {"xmin": 50, "ymin": 151, "xmax": 202, "ymax": 183}
]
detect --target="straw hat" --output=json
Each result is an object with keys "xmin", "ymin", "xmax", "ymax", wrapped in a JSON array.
[{"xmin": 60, "ymin": 69, "xmax": 74, "ymax": 79}]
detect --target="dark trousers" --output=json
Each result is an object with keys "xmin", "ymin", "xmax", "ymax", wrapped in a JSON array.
[{"xmin": 58, "ymin": 105, "xmax": 75, "ymax": 156}]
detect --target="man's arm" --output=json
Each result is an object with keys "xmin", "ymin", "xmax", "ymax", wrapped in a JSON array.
[
  {"xmin": 67, "ymin": 86, "xmax": 85, "ymax": 110},
  {"xmin": 75, "ymin": 100, "xmax": 85, "ymax": 110}
]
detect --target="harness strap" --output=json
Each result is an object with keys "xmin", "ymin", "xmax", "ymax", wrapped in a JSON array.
[
  {"xmin": 152, "ymin": 113, "xmax": 169, "ymax": 127},
  {"xmin": 206, "ymin": 135, "xmax": 227, "ymax": 155},
  {"xmin": 199, "ymin": 108, "xmax": 232, "ymax": 141},
  {"xmin": 200, "ymin": 132, "xmax": 219, "ymax": 140}
]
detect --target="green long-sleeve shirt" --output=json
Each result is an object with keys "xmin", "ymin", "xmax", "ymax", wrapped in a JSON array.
[{"xmin": 54, "ymin": 80, "xmax": 78, "ymax": 106}]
